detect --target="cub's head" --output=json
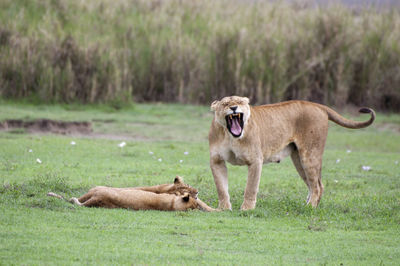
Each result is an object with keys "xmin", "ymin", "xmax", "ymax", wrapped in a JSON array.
[
  {"xmin": 174, "ymin": 192, "xmax": 199, "ymax": 211},
  {"xmin": 171, "ymin": 176, "xmax": 198, "ymax": 199},
  {"xmin": 210, "ymin": 96, "xmax": 251, "ymax": 138}
]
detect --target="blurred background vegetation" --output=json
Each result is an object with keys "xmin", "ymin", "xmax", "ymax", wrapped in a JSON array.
[{"xmin": 0, "ymin": 0, "xmax": 399, "ymax": 111}]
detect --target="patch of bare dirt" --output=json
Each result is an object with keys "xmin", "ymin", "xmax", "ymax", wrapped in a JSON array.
[
  {"xmin": 0, "ymin": 119, "xmax": 92, "ymax": 135},
  {"xmin": 0, "ymin": 119, "xmax": 158, "ymax": 140}
]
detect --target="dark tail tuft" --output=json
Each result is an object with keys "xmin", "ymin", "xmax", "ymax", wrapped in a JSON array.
[
  {"xmin": 324, "ymin": 104, "xmax": 375, "ymax": 129},
  {"xmin": 359, "ymin": 107, "xmax": 372, "ymax": 114}
]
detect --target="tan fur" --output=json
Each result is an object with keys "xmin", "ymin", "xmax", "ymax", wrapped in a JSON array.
[
  {"xmin": 131, "ymin": 176, "xmax": 198, "ymax": 198},
  {"xmin": 47, "ymin": 177, "xmax": 216, "ymax": 212},
  {"xmin": 209, "ymin": 96, "xmax": 375, "ymax": 210},
  {"xmin": 72, "ymin": 188, "xmax": 199, "ymax": 211}
]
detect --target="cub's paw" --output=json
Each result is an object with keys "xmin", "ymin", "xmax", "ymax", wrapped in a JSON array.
[{"xmin": 69, "ymin": 197, "xmax": 82, "ymax": 206}]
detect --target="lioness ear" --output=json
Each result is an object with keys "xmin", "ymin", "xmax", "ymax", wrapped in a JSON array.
[
  {"xmin": 242, "ymin": 97, "xmax": 249, "ymax": 104},
  {"xmin": 174, "ymin": 176, "xmax": 183, "ymax": 184},
  {"xmin": 182, "ymin": 193, "xmax": 190, "ymax": 202},
  {"xmin": 210, "ymin": 100, "xmax": 219, "ymax": 111}
]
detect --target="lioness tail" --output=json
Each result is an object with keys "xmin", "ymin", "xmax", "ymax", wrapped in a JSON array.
[{"xmin": 320, "ymin": 105, "xmax": 375, "ymax": 129}]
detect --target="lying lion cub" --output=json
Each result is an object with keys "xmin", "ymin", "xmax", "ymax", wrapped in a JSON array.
[
  {"xmin": 209, "ymin": 96, "xmax": 375, "ymax": 210},
  {"xmin": 132, "ymin": 176, "xmax": 198, "ymax": 198},
  {"xmin": 48, "ymin": 177, "xmax": 216, "ymax": 212}
]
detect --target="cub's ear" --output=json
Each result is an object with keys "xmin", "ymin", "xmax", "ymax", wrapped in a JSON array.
[
  {"xmin": 174, "ymin": 176, "xmax": 183, "ymax": 184},
  {"xmin": 210, "ymin": 100, "xmax": 219, "ymax": 111},
  {"xmin": 182, "ymin": 193, "xmax": 190, "ymax": 202},
  {"xmin": 242, "ymin": 97, "xmax": 249, "ymax": 104}
]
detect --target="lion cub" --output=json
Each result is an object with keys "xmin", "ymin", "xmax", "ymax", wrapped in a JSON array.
[
  {"xmin": 131, "ymin": 176, "xmax": 198, "ymax": 198},
  {"xmin": 48, "ymin": 177, "xmax": 215, "ymax": 212},
  {"xmin": 209, "ymin": 96, "xmax": 375, "ymax": 210}
]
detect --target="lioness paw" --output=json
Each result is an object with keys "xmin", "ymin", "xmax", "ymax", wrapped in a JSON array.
[
  {"xmin": 240, "ymin": 201, "xmax": 256, "ymax": 211},
  {"xmin": 218, "ymin": 201, "xmax": 232, "ymax": 211}
]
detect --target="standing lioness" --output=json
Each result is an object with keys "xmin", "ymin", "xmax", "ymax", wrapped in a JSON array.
[{"xmin": 209, "ymin": 96, "xmax": 375, "ymax": 210}]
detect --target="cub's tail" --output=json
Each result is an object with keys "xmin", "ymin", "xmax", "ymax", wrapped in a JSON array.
[
  {"xmin": 320, "ymin": 105, "xmax": 375, "ymax": 129},
  {"xmin": 47, "ymin": 192, "xmax": 81, "ymax": 205},
  {"xmin": 47, "ymin": 192, "xmax": 65, "ymax": 200}
]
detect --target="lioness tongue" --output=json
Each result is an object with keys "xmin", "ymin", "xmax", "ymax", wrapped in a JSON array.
[{"xmin": 231, "ymin": 117, "xmax": 241, "ymax": 135}]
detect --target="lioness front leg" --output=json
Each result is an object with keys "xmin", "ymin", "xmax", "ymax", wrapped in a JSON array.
[
  {"xmin": 241, "ymin": 160, "xmax": 262, "ymax": 211},
  {"xmin": 210, "ymin": 157, "xmax": 231, "ymax": 210}
]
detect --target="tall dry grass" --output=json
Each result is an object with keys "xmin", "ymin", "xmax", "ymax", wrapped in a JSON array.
[{"xmin": 0, "ymin": 0, "xmax": 399, "ymax": 110}]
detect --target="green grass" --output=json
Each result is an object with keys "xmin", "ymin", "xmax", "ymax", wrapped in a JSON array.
[{"xmin": 1, "ymin": 102, "xmax": 399, "ymax": 264}]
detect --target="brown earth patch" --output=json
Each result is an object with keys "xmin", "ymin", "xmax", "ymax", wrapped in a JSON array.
[
  {"xmin": 0, "ymin": 119, "xmax": 162, "ymax": 141},
  {"xmin": 0, "ymin": 119, "xmax": 92, "ymax": 135}
]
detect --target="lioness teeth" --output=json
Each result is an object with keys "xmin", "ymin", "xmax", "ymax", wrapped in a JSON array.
[{"xmin": 230, "ymin": 115, "xmax": 233, "ymax": 119}]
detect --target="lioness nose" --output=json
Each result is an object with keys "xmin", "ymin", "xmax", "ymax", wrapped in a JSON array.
[{"xmin": 230, "ymin": 106, "xmax": 238, "ymax": 112}]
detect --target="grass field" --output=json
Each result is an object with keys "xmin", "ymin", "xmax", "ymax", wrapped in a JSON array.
[{"xmin": 1, "ymin": 101, "xmax": 399, "ymax": 264}]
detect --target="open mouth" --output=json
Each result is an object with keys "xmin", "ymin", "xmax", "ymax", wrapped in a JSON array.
[{"xmin": 225, "ymin": 113, "xmax": 244, "ymax": 138}]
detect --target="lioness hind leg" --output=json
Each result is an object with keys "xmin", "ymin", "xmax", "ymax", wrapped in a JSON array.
[
  {"xmin": 295, "ymin": 116, "xmax": 328, "ymax": 207},
  {"xmin": 304, "ymin": 165, "xmax": 323, "ymax": 207},
  {"xmin": 290, "ymin": 151, "xmax": 311, "ymax": 203},
  {"xmin": 298, "ymin": 151, "xmax": 324, "ymax": 207},
  {"xmin": 295, "ymin": 137, "xmax": 326, "ymax": 208}
]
